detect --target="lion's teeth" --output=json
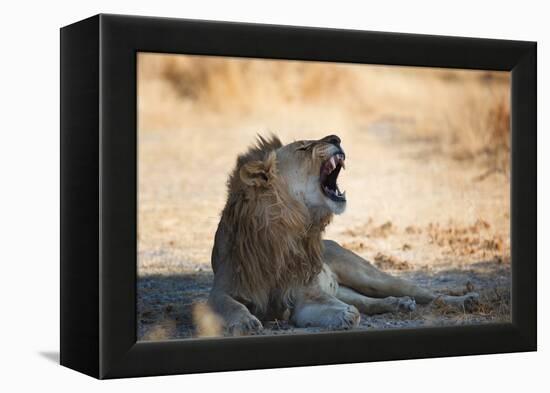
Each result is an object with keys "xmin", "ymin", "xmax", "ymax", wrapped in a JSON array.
[{"xmin": 330, "ymin": 156, "xmax": 336, "ymax": 169}]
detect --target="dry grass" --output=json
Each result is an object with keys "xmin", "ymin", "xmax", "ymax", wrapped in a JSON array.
[
  {"xmin": 192, "ymin": 302, "xmax": 224, "ymax": 337},
  {"xmin": 373, "ymin": 252, "xmax": 412, "ymax": 271},
  {"xmin": 432, "ymin": 284, "xmax": 511, "ymax": 323},
  {"xmin": 141, "ymin": 319, "xmax": 176, "ymax": 341},
  {"xmin": 138, "ymin": 53, "xmax": 510, "ymax": 171},
  {"xmin": 137, "ymin": 53, "xmax": 511, "ymax": 339}
]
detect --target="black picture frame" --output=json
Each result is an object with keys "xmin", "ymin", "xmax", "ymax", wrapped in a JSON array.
[{"xmin": 60, "ymin": 14, "xmax": 537, "ymax": 379}]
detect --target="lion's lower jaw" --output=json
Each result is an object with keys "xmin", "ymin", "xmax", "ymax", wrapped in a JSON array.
[
  {"xmin": 305, "ymin": 205, "xmax": 340, "ymax": 230},
  {"xmin": 325, "ymin": 199, "xmax": 346, "ymax": 215}
]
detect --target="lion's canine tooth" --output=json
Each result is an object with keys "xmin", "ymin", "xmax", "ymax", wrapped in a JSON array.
[
  {"xmin": 335, "ymin": 153, "xmax": 345, "ymax": 169},
  {"xmin": 330, "ymin": 156, "xmax": 336, "ymax": 169}
]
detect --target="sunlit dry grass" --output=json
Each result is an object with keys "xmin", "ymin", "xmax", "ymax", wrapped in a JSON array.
[
  {"xmin": 137, "ymin": 52, "xmax": 511, "ymax": 270},
  {"xmin": 138, "ymin": 53, "xmax": 510, "ymax": 171},
  {"xmin": 137, "ymin": 53, "xmax": 511, "ymax": 339},
  {"xmin": 192, "ymin": 302, "xmax": 224, "ymax": 337}
]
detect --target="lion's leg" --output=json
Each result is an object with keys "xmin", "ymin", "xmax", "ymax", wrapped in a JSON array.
[
  {"xmin": 324, "ymin": 240, "xmax": 435, "ymax": 303},
  {"xmin": 336, "ymin": 286, "xmax": 416, "ymax": 315},
  {"xmin": 290, "ymin": 285, "xmax": 360, "ymax": 329},
  {"xmin": 207, "ymin": 266, "xmax": 263, "ymax": 335},
  {"xmin": 207, "ymin": 289, "xmax": 263, "ymax": 335},
  {"xmin": 323, "ymin": 240, "xmax": 479, "ymax": 308}
]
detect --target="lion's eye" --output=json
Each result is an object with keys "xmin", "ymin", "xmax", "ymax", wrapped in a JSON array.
[{"xmin": 295, "ymin": 144, "xmax": 312, "ymax": 152}]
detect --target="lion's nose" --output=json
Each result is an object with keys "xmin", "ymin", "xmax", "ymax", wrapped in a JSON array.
[{"xmin": 321, "ymin": 135, "xmax": 341, "ymax": 147}]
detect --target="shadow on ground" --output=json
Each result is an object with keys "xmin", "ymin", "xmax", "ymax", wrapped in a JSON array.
[
  {"xmin": 38, "ymin": 351, "xmax": 59, "ymax": 364},
  {"xmin": 137, "ymin": 260, "xmax": 510, "ymax": 341}
]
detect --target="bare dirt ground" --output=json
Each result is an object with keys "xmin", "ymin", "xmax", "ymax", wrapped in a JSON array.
[{"xmin": 137, "ymin": 55, "xmax": 511, "ymax": 341}]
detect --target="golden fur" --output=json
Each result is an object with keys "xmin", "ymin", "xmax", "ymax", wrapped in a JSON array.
[
  {"xmin": 216, "ymin": 136, "xmax": 325, "ymax": 312},
  {"xmin": 208, "ymin": 134, "xmax": 480, "ymax": 335}
]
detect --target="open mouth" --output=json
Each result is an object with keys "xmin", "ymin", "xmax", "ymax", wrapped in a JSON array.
[{"xmin": 320, "ymin": 152, "xmax": 346, "ymax": 202}]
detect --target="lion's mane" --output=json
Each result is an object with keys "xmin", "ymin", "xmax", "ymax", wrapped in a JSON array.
[{"xmin": 215, "ymin": 135, "xmax": 329, "ymax": 313}]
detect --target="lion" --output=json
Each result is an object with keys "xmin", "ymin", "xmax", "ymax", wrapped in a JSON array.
[{"xmin": 208, "ymin": 134, "xmax": 479, "ymax": 334}]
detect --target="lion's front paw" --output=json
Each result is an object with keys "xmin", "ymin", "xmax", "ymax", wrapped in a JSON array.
[
  {"xmin": 330, "ymin": 305, "xmax": 360, "ymax": 330},
  {"xmin": 226, "ymin": 314, "xmax": 263, "ymax": 336}
]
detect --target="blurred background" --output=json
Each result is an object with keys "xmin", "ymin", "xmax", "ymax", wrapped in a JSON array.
[{"xmin": 137, "ymin": 53, "xmax": 511, "ymax": 340}]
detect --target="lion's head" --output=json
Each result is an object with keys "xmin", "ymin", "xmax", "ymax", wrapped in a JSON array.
[
  {"xmin": 212, "ymin": 134, "xmax": 347, "ymax": 314},
  {"xmin": 271, "ymin": 134, "xmax": 347, "ymax": 216}
]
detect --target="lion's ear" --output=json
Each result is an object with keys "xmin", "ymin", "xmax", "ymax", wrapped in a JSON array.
[{"xmin": 239, "ymin": 151, "xmax": 277, "ymax": 187}]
